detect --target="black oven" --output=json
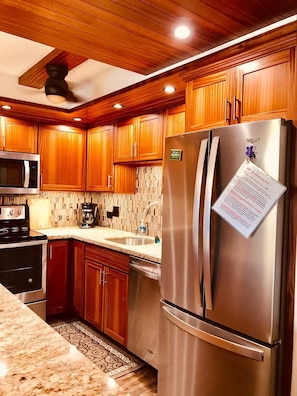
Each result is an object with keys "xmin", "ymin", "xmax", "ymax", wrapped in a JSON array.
[{"xmin": 0, "ymin": 204, "xmax": 47, "ymax": 320}]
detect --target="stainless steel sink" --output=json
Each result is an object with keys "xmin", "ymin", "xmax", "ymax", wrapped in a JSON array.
[{"xmin": 105, "ymin": 236, "xmax": 155, "ymax": 245}]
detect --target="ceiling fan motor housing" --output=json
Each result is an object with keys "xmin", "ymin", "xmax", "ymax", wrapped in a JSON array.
[{"xmin": 45, "ymin": 64, "xmax": 68, "ymax": 98}]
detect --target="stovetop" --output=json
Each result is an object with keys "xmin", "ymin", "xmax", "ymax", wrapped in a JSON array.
[
  {"xmin": 0, "ymin": 204, "xmax": 47, "ymax": 244},
  {"xmin": 0, "ymin": 229, "xmax": 47, "ymax": 244}
]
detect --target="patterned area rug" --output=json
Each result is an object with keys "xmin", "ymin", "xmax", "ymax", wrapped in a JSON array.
[{"xmin": 52, "ymin": 320, "xmax": 144, "ymax": 378}]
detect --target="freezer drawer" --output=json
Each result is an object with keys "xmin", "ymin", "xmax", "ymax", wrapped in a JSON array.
[{"xmin": 158, "ymin": 302, "xmax": 279, "ymax": 396}]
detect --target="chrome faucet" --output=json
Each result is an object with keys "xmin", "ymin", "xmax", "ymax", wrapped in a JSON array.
[{"xmin": 138, "ymin": 200, "xmax": 162, "ymax": 235}]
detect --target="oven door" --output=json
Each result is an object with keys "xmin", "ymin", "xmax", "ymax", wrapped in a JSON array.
[{"xmin": 0, "ymin": 239, "xmax": 47, "ymax": 306}]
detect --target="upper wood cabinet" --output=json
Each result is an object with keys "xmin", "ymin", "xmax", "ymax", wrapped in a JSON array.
[
  {"xmin": 0, "ymin": 117, "xmax": 38, "ymax": 153},
  {"xmin": 164, "ymin": 105, "xmax": 186, "ymax": 137},
  {"xmin": 86, "ymin": 125, "xmax": 114, "ymax": 192},
  {"xmin": 186, "ymin": 70, "xmax": 232, "ymax": 131},
  {"xmin": 235, "ymin": 49, "xmax": 292, "ymax": 123},
  {"xmin": 114, "ymin": 113, "xmax": 163, "ymax": 163},
  {"xmin": 38, "ymin": 124, "xmax": 86, "ymax": 191},
  {"xmin": 185, "ymin": 49, "xmax": 294, "ymax": 131}
]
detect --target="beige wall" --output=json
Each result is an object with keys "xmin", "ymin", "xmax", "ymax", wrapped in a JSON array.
[{"xmin": 1, "ymin": 166, "xmax": 163, "ymax": 237}]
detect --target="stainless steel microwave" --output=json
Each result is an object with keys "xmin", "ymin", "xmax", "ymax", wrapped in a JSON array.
[{"xmin": 0, "ymin": 151, "xmax": 40, "ymax": 194}]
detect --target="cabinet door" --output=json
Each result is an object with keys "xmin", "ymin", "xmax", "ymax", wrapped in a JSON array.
[
  {"xmin": 38, "ymin": 124, "xmax": 86, "ymax": 191},
  {"xmin": 137, "ymin": 113, "xmax": 163, "ymax": 161},
  {"xmin": 73, "ymin": 240, "xmax": 85, "ymax": 317},
  {"xmin": 114, "ymin": 118, "xmax": 135, "ymax": 162},
  {"xmin": 104, "ymin": 267, "xmax": 128, "ymax": 346},
  {"xmin": 86, "ymin": 125, "xmax": 114, "ymax": 192},
  {"xmin": 46, "ymin": 240, "xmax": 70, "ymax": 316},
  {"xmin": 235, "ymin": 49, "xmax": 292, "ymax": 123},
  {"xmin": 164, "ymin": 105, "xmax": 185, "ymax": 137},
  {"xmin": 1, "ymin": 117, "xmax": 37, "ymax": 152},
  {"xmin": 186, "ymin": 70, "xmax": 232, "ymax": 131},
  {"xmin": 84, "ymin": 259, "xmax": 104, "ymax": 330}
]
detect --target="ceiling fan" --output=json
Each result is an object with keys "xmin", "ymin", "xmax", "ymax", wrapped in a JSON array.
[
  {"xmin": 45, "ymin": 64, "xmax": 80, "ymax": 104},
  {"xmin": 18, "ymin": 49, "xmax": 88, "ymax": 105}
]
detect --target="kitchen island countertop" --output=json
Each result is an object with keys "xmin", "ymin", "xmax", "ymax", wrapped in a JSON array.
[
  {"xmin": 0, "ymin": 284, "xmax": 131, "ymax": 396},
  {"xmin": 38, "ymin": 226, "xmax": 162, "ymax": 263}
]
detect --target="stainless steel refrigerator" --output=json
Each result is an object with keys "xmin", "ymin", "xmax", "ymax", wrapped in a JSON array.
[{"xmin": 158, "ymin": 118, "xmax": 291, "ymax": 396}]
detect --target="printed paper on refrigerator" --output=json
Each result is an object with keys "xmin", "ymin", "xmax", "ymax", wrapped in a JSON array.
[{"xmin": 212, "ymin": 160, "xmax": 287, "ymax": 238}]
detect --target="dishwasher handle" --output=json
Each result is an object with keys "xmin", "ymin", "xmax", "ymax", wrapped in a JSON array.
[{"xmin": 130, "ymin": 261, "xmax": 161, "ymax": 281}]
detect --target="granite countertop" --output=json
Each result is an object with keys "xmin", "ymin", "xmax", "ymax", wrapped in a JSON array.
[
  {"xmin": 0, "ymin": 284, "xmax": 131, "ymax": 396},
  {"xmin": 38, "ymin": 226, "xmax": 162, "ymax": 263}
]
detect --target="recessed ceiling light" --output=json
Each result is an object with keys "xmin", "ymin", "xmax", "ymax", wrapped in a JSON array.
[
  {"xmin": 174, "ymin": 25, "xmax": 191, "ymax": 39},
  {"xmin": 163, "ymin": 85, "xmax": 176, "ymax": 94},
  {"xmin": 2, "ymin": 105, "xmax": 11, "ymax": 110},
  {"xmin": 113, "ymin": 103, "xmax": 124, "ymax": 109},
  {"xmin": 73, "ymin": 117, "xmax": 82, "ymax": 122}
]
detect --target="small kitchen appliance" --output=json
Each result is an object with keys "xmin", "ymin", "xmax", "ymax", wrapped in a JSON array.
[{"xmin": 79, "ymin": 202, "xmax": 98, "ymax": 228}]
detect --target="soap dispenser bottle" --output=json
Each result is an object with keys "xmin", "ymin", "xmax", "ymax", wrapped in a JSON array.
[{"xmin": 138, "ymin": 220, "xmax": 147, "ymax": 235}]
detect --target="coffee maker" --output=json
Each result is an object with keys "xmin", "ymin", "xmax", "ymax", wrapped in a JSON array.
[{"xmin": 79, "ymin": 203, "xmax": 98, "ymax": 228}]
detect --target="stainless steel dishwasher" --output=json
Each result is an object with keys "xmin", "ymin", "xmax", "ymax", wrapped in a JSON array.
[{"xmin": 128, "ymin": 256, "xmax": 161, "ymax": 370}]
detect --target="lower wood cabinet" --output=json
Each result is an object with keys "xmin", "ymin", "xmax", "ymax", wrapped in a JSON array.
[
  {"xmin": 84, "ymin": 244, "xmax": 129, "ymax": 346},
  {"xmin": 72, "ymin": 240, "xmax": 85, "ymax": 317},
  {"xmin": 46, "ymin": 240, "xmax": 70, "ymax": 316}
]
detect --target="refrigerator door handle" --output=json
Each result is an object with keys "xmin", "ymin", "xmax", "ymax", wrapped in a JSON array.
[
  {"xmin": 192, "ymin": 138, "xmax": 208, "ymax": 307},
  {"xmin": 203, "ymin": 136, "xmax": 220, "ymax": 310},
  {"xmin": 163, "ymin": 305, "xmax": 264, "ymax": 361}
]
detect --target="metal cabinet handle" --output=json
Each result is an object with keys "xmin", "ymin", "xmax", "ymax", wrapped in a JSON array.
[
  {"xmin": 107, "ymin": 175, "xmax": 112, "ymax": 188},
  {"xmin": 103, "ymin": 270, "xmax": 108, "ymax": 285},
  {"xmin": 224, "ymin": 97, "xmax": 231, "ymax": 123},
  {"xmin": 131, "ymin": 142, "xmax": 136, "ymax": 157},
  {"xmin": 233, "ymin": 95, "xmax": 241, "ymax": 121},
  {"xmin": 132, "ymin": 142, "xmax": 137, "ymax": 157},
  {"xmin": 49, "ymin": 245, "xmax": 53, "ymax": 260},
  {"xmin": 99, "ymin": 269, "xmax": 108, "ymax": 285}
]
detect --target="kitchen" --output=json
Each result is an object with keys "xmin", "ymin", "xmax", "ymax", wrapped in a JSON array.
[{"xmin": 1, "ymin": 2, "xmax": 297, "ymax": 395}]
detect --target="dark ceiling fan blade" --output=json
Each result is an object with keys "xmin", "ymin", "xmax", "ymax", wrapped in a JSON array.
[{"xmin": 66, "ymin": 90, "xmax": 81, "ymax": 103}]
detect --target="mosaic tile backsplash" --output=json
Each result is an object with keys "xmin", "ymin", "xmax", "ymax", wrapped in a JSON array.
[{"xmin": 1, "ymin": 166, "xmax": 163, "ymax": 238}]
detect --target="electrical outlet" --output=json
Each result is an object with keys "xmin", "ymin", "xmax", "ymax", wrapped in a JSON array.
[
  {"xmin": 113, "ymin": 206, "xmax": 119, "ymax": 217},
  {"xmin": 106, "ymin": 211, "xmax": 113, "ymax": 219}
]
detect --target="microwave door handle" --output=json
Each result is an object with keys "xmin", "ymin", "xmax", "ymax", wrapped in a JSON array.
[
  {"xmin": 192, "ymin": 138, "xmax": 208, "ymax": 308},
  {"xmin": 203, "ymin": 136, "xmax": 220, "ymax": 310},
  {"xmin": 23, "ymin": 160, "xmax": 30, "ymax": 188}
]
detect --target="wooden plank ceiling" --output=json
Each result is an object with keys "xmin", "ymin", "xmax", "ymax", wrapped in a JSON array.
[{"xmin": 0, "ymin": 0, "xmax": 297, "ymax": 127}]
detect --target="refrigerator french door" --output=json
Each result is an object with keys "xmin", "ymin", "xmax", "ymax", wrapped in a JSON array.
[{"xmin": 159, "ymin": 118, "xmax": 290, "ymax": 396}]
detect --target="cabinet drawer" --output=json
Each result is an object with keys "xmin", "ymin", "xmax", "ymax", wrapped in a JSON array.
[{"xmin": 85, "ymin": 244, "xmax": 129, "ymax": 273}]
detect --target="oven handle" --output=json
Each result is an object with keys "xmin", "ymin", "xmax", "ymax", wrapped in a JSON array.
[{"xmin": 0, "ymin": 239, "xmax": 48, "ymax": 249}]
